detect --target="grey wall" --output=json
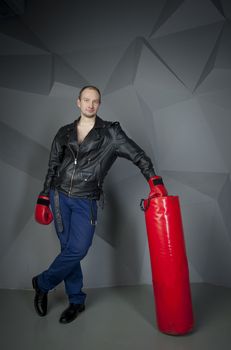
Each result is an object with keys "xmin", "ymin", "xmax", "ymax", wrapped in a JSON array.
[{"xmin": 0, "ymin": 0, "xmax": 231, "ymax": 290}]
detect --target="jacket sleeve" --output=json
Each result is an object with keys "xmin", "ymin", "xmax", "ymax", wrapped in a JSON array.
[
  {"xmin": 112, "ymin": 122, "xmax": 156, "ymax": 181},
  {"xmin": 40, "ymin": 128, "xmax": 64, "ymax": 196}
]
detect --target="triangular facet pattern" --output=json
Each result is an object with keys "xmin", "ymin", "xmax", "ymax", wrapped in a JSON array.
[
  {"xmin": 151, "ymin": 0, "xmax": 224, "ymax": 38},
  {"xmin": 150, "ymin": 22, "xmax": 224, "ymax": 91},
  {"xmin": 0, "ymin": 0, "xmax": 231, "ymax": 290}
]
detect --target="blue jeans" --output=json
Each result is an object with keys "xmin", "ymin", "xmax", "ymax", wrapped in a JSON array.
[{"xmin": 37, "ymin": 189, "xmax": 97, "ymax": 304}]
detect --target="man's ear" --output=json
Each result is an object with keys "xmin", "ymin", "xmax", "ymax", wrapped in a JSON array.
[{"xmin": 77, "ymin": 98, "xmax": 81, "ymax": 108}]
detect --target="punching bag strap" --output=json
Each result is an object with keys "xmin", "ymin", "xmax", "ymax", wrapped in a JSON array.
[
  {"xmin": 152, "ymin": 177, "xmax": 164, "ymax": 186},
  {"xmin": 140, "ymin": 194, "xmax": 158, "ymax": 211},
  {"xmin": 140, "ymin": 199, "xmax": 145, "ymax": 211},
  {"xmin": 140, "ymin": 197, "xmax": 151, "ymax": 211}
]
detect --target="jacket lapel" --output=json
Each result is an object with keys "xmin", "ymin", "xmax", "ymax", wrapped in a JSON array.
[{"xmin": 67, "ymin": 115, "xmax": 105, "ymax": 154}]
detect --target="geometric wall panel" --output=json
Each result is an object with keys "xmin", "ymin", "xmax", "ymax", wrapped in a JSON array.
[
  {"xmin": 150, "ymin": 21, "xmax": 224, "ymax": 91},
  {"xmin": 0, "ymin": 32, "xmax": 48, "ymax": 55},
  {"xmin": 104, "ymin": 38, "xmax": 143, "ymax": 95},
  {"xmin": 215, "ymin": 21, "xmax": 231, "ymax": 69},
  {"xmin": 218, "ymin": 175, "xmax": 231, "ymax": 239},
  {"xmin": 0, "ymin": 120, "xmax": 49, "ymax": 180},
  {"xmin": 0, "ymin": 15, "xmax": 47, "ymax": 50},
  {"xmin": 182, "ymin": 200, "xmax": 231, "ymax": 287},
  {"xmin": 152, "ymin": 98, "xmax": 227, "ymax": 172},
  {"xmin": 222, "ymin": 0, "xmax": 231, "ymax": 19},
  {"xmin": 0, "ymin": 0, "xmax": 231, "ymax": 289},
  {"xmin": 0, "ymin": 214, "xmax": 60, "ymax": 290},
  {"xmin": 151, "ymin": 0, "xmax": 224, "ymax": 38},
  {"xmin": 0, "ymin": 86, "xmax": 78, "ymax": 148},
  {"xmin": 63, "ymin": 45, "xmax": 127, "ymax": 91},
  {"xmin": 3, "ymin": 0, "xmax": 26, "ymax": 16},
  {"xmin": 198, "ymin": 89, "xmax": 231, "ymax": 110},
  {"xmin": 54, "ymin": 55, "xmax": 88, "ymax": 88},
  {"xmin": 103, "ymin": 86, "xmax": 156, "ymax": 161},
  {"xmin": 0, "ymin": 54, "xmax": 53, "ymax": 94},
  {"xmin": 195, "ymin": 68, "xmax": 231, "ymax": 93},
  {"xmin": 0, "ymin": 159, "xmax": 43, "ymax": 259},
  {"xmin": 211, "ymin": 0, "xmax": 225, "ymax": 17},
  {"xmin": 199, "ymin": 99, "xmax": 231, "ymax": 171},
  {"xmin": 134, "ymin": 43, "xmax": 191, "ymax": 110},
  {"xmin": 149, "ymin": 0, "xmax": 185, "ymax": 37},
  {"xmin": 49, "ymin": 81, "xmax": 81, "ymax": 100},
  {"xmin": 20, "ymin": 0, "xmax": 162, "ymax": 52},
  {"xmin": 136, "ymin": 93, "xmax": 159, "ymax": 166},
  {"xmin": 162, "ymin": 170, "xmax": 228, "ymax": 199}
]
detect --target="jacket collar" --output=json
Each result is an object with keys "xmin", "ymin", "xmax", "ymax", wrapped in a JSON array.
[
  {"xmin": 67, "ymin": 115, "xmax": 105, "ymax": 147},
  {"xmin": 74, "ymin": 115, "xmax": 105, "ymax": 129}
]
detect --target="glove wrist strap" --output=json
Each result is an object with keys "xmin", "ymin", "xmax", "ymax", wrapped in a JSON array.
[
  {"xmin": 37, "ymin": 197, "xmax": 50, "ymax": 206},
  {"xmin": 149, "ymin": 177, "xmax": 164, "ymax": 186}
]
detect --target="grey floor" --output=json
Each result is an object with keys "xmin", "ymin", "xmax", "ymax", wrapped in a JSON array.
[{"xmin": 0, "ymin": 283, "xmax": 231, "ymax": 350}]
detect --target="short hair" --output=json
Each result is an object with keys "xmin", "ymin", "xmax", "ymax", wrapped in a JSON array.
[{"xmin": 78, "ymin": 85, "xmax": 101, "ymax": 103}]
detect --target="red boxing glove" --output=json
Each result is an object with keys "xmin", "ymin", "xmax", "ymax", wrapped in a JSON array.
[
  {"xmin": 148, "ymin": 175, "xmax": 168, "ymax": 198},
  {"xmin": 35, "ymin": 195, "xmax": 53, "ymax": 225}
]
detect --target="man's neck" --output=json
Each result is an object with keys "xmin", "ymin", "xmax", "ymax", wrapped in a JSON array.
[{"xmin": 78, "ymin": 115, "xmax": 96, "ymax": 126}]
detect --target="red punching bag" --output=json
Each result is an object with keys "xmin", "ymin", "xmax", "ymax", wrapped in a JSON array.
[{"xmin": 140, "ymin": 195, "xmax": 194, "ymax": 335}]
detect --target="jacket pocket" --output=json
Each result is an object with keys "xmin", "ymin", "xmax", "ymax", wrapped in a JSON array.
[{"xmin": 79, "ymin": 171, "xmax": 95, "ymax": 182}]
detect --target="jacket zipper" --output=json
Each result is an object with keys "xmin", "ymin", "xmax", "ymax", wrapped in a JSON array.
[
  {"xmin": 68, "ymin": 126, "xmax": 97, "ymax": 196},
  {"xmin": 68, "ymin": 145, "xmax": 78, "ymax": 196}
]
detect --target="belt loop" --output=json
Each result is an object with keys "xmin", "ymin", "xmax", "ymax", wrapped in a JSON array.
[{"xmin": 54, "ymin": 189, "xmax": 64, "ymax": 233}]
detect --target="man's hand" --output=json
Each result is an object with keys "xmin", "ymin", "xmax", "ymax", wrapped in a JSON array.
[
  {"xmin": 35, "ymin": 195, "xmax": 53, "ymax": 225},
  {"xmin": 148, "ymin": 175, "xmax": 168, "ymax": 198}
]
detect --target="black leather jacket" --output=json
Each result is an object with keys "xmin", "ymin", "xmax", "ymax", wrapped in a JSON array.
[{"xmin": 40, "ymin": 115, "xmax": 155, "ymax": 199}]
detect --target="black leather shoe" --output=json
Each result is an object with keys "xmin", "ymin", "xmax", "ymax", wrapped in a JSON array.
[
  {"xmin": 32, "ymin": 276, "xmax": 48, "ymax": 317},
  {"xmin": 59, "ymin": 303, "xmax": 85, "ymax": 324}
]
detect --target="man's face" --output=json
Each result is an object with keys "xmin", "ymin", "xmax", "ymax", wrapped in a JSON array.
[{"xmin": 77, "ymin": 88, "xmax": 101, "ymax": 118}]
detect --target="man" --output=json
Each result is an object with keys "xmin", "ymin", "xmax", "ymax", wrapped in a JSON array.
[{"xmin": 33, "ymin": 85, "xmax": 168, "ymax": 324}]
